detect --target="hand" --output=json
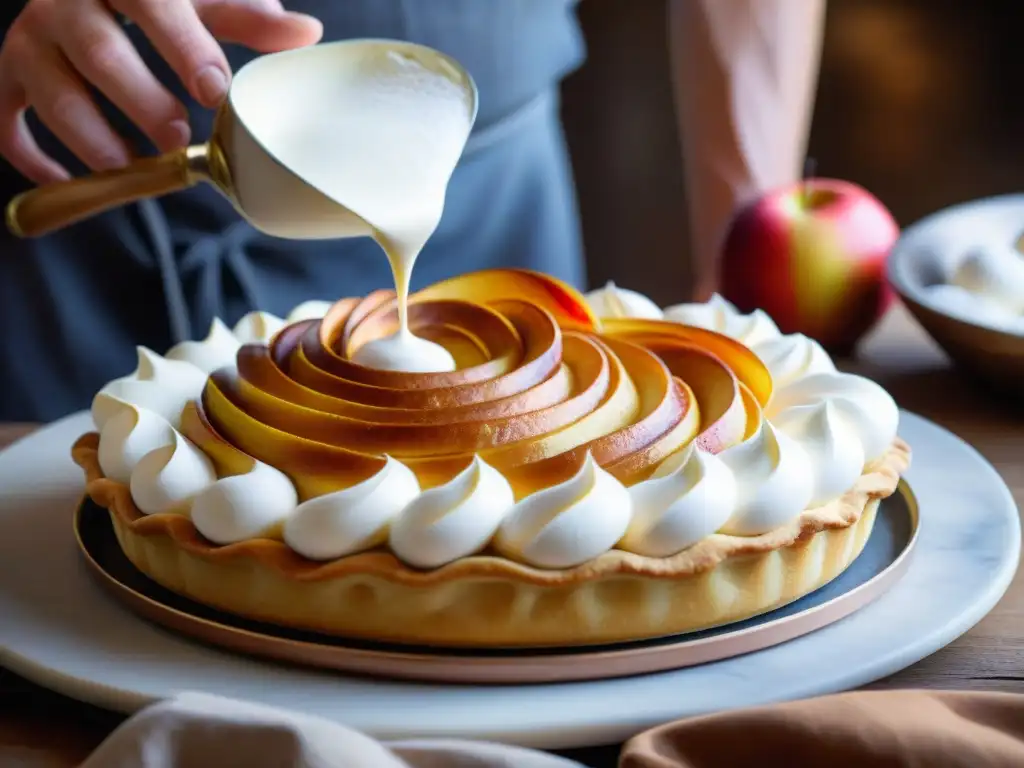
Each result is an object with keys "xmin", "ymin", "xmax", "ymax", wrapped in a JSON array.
[{"xmin": 0, "ymin": 0, "xmax": 323, "ymax": 184}]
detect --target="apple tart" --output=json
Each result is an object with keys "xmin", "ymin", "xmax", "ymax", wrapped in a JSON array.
[{"xmin": 73, "ymin": 270, "xmax": 909, "ymax": 647}]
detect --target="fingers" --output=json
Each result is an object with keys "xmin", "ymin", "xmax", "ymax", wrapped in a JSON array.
[
  {"xmin": 110, "ymin": 0, "xmax": 232, "ymax": 108},
  {"xmin": 0, "ymin": 61, "xmax": 69, "ymax": 184},
  {"xmin": 0, "ymin": 0, "xmax": 325, "ymax": 186},
  {"xmin": 199, "ymin": 2, "xmax": 323, "ymax": 53},
  {"xmin": 19, "ymin": 40, "xmax": 133, "ymax": 172},
  {"xmin": 113, "ymin": 0, "xmax": 323, "ymax": 109},
  {"xmin": 55, "ymin": 0, "xmax": 191, "ymax": 152}
]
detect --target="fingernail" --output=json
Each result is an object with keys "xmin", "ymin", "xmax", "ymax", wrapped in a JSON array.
[
  {"xmin": 195, "ymin": 66, "xmax": 229, "ymax": 105},
  {"xmin": 158, "ymin": 119, "xmax": 192, "ymax": 151},
  {"xmin": 95, "ymin": 151, "xmax": 130, "ymax": 171},
  {"xmin": 284, "ymin": 11, "xmax": 321, "ymax": 23},
  {"xmin": 285, "ymin": 11, "xmax": 324, "ymax": 34}
]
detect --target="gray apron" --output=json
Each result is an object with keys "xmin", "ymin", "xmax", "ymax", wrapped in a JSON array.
[{"xmin": 0, "ymin": 1, "xmax": 586, "ymax": 421}]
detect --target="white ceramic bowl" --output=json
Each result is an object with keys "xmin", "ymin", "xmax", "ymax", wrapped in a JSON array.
[{"xmin": 887, "ymin": 193, "xmax": 1024, "ymax": 397}]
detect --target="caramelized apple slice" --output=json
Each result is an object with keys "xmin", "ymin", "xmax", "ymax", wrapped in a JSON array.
[
  {"xmin": 210, "ymin": 334, "xmax": 611, "ymax": 457},
  {"xmin": 192, "ymin": 272, "xmax": 774, "ymax": 506},
  {"xmin": 554, "ymin": 336, "xmax": 686, "ymax": 467},
  {"xmin": 236, "ymin": 345, "xmax": 572, "ymax": 425},
  {"xmin": 179, "ymin": 401, "xmax": 256, "ymax": 477},
  {"xmin": 502, "ymin": 343, "xmax": 701, "ymax": 496},
  {"xmin": 738, "ymin": 381, "xmax": 763, "ymax": 441},
  {"xmin": 336, "ymin": 289, "xmax": 395, "ymax": 352},
  {"xmin": 600, "ymin": 318, "xmax": 772, "ymax": 407},
  {"xmin": 202, "ymin": 341, "xmax": 613, "ymax": 496},
  {"xmin": 202, "ymin": 381, "xmax": 407, "ymax": 497},
  {"xmin": 640, "ymin": 344, "xmax": 745, "ymax": 453},
  {"xmin": 604, "ymin": 378, "xmax": 701, "ymax": 485},
  {"xmin": 311, "ymin": 300, "xmax": 523, "ymax": 389},
  {"xmin": 284, "ymin": 302, "xmax": 563, "ymax": 408},
  {"xmin": 477, "ymin": 334, "xmax": 637, "ymax": 468},
  {"xmin": 411, "ymin": 268, "xmax": 598, "ymax": 331}
]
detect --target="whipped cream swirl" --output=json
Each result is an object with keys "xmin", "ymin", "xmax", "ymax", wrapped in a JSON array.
[
  {"xmin": 767, "ymin": 372, "xmax": 899, "ymax": 464},
  {"xmin": 664, "ymin": 294, "xmax": 781, "ymax": 347},
  {"xmin": 718, "ymin": 420, "xmax": 814, "ymax": 535},
  {"xmin": 129, "ymin": 431, "xmax": 216, "ymax": 516},
  {"xmin": 621, "ymin": 445, "xmax": 737, "ymax": 557},
  {"xmin": 496, "ymin": 454, "xmax": 632, "ymax": 569},
  {"xmin": 286, "ymin": 300, "xmax": 333, "ymax": 323},
  {"xmin": 752, "ymin": 333, "xmax": 835, "ymax": 389},
  {"xmin": 771, "ymin": 401, "xmax": 865, "ymax": 508},
  {"xmin": 584, "ymin": 281, "xmax": 664, "ymax": 320},
  {"xmin": 166, "ymin": 318, "xmax": 241, "ymax": 373},
  {"xmin": 97, "ymin": 403, "xmax": 176, "ymax": 484},
  {"xmin": 285, "ymin": 457, "xmax": 420, "ymax": 560},
  {"xmin": 191, "ymin": 460, "xmax": 299, "ymax": 545},
  {"xmin": 389, "ymin": 456, "xmax": 513, "ymax": 568},
  {"xmin": 233, "ymin": 311, "xmax": 286, "ymax": 345},
  {"xmin": 92, "ymin": 347, "xmax": 208, "ymax": 430}
]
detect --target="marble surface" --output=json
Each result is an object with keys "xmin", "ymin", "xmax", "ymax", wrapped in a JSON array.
[{"xmin": 0, "ymin": 410, "xmax": 1018, "ymax": 750}]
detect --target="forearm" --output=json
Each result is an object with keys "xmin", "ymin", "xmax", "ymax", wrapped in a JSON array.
[{"xmin": 669, "ymin": 0, "xmax": 826, "ymax": 297}]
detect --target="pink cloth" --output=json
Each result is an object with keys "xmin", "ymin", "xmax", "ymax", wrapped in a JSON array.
[{"xmin": 672, "ymin": 0, "xmax": 826, "ymax": 296}]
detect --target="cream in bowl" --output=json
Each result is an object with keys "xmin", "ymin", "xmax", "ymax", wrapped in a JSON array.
[
  {"xmin": 921, "ymin": 240, "xmax": 1024, "ymax": 333},
  {"xmin": 888, "ymin": 193, "xmax": 1024, "ymax": 396}
]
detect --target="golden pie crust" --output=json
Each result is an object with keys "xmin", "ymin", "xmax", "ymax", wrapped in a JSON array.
[{"xmin": 73, "ymin": 432, "xmax": 910, "ymax": 648}]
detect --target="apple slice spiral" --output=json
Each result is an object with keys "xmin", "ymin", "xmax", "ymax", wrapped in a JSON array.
[{"xmin": 94, "ymin": 269, "xmax": 898, "ymax": 570}]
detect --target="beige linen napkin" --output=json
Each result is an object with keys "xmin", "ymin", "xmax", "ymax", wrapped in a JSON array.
[{"xmin": 78, "ymin": 692, "xmax": 584, "ymax": 768}]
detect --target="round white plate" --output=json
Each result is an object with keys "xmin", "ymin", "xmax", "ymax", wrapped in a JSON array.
[{"xmin": 0, "ymin": 411, "xmax": 1018, "ymax": 750}]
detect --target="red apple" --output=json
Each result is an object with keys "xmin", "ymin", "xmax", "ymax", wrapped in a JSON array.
[{"xmin": 718, "ymin": 178, "xmax": 900, "ymax": 355}]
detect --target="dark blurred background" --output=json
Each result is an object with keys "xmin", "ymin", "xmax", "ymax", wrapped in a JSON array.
[{"xmin": 561, "ymin": 0, "xmax": 1024, "ymax": 303}]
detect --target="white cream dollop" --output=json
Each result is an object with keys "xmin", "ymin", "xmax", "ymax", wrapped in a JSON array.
[
  {"xmin": 232, "ymin": 311, "xmax": 286, "ymax": 345},
  {"xmin": 285, "ymin": 457, "xmax": 420, "ymax": 560},
  {"xmin": 922, "ymin": 284, "xmax": 1023, "ymax": 330},
  {"xmin": 496, "ymin": 453, "xmax": 632, "ymax": 569},
  {"xmin": 767, "ymin": 372, "xmax": 899, "ymax": 464},
  {"xmin": 92, "ymin": 347, "xmax": 208, "ymax": 430},
  {"xmin": 286, "ymin": 300, "xmax": 334, "ymax": 323},
  {"xmin": 98, "ymin": 404, "xmax": 176, "ymax": 484},
  {"xmin": 351, "ymin": 329, "xmax": 457, "ymax": 374},
  {"xmin": 129, "ymin": 431, "xmax": 216, "ymax": 516},
  {"xmin": 620, "ymin": 445, "xmax": 737, "ymax": 557},
  {"xmin": 389, "ymin": 456, "xmax": 513, "ymax": 568},
  {"xmin": 664, "ymin": 293, "xmax": 781, "ymax": 347},
  {"xmin": 584, "ymin": 281, "xmax": 664, "ymax": 320},
  {"xmin": 951, "ymin": 244, "xmax": 1024, "ymax": 313},
  {"xmin": 166, "ymin": 318, "xmax": 241, "ymax": 373},
  {"xmin": 718, "ymin": 420, "xmax": 814, "ymax": 535},
  {"xmin": 191, "ymin": 460, "xmax": 298, "ymax": 545},
  {"xmin": 753, "ymin": 333, "xmax": 835, "ymax": 389},
  {"xmin": 771, "ymin": 401, "xmax": 865, "ymax": 508}
]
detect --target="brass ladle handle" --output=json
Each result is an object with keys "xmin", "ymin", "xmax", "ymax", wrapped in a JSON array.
[{"xmin": 5, "ymin": 145, "xmax": 212, "ymax": 238}]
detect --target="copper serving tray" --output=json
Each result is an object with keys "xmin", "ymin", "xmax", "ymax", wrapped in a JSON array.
[{"xmin": 75, "ymin": 483, "xmax": 919, "ymax": 685}]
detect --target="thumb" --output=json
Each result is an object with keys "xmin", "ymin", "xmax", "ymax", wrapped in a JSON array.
[{"xmin": 199, "ymin": 1, "xmax": 324, "ymax": 53}]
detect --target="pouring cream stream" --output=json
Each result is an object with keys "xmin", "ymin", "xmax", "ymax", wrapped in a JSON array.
[{"xmin": 239, "ymin": 43, "xmax": 477, "ymax": 372}]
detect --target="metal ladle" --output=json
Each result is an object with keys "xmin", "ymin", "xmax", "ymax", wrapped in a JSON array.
[{"xmin": 5, "ymin": 39, "xmax": 478, "ymax": 240}]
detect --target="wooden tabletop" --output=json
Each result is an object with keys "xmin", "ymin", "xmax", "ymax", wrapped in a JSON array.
[{"xmin": 1, "ymin": 303, "xmax": 1022, "ymax": 768}]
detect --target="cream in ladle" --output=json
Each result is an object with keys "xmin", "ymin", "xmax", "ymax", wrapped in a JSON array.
[
  {"xmin": 236, "ymin": 43, "xmax": 476, "ymax": 372},
  {"xmin": 6, "ymin": 40, "xmax": 478, "ymax": 374}
]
